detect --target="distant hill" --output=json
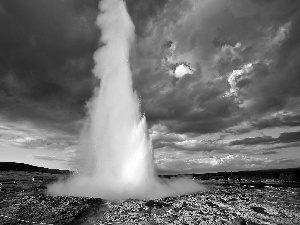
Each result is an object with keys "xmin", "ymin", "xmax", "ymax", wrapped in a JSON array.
[
  {"xmin": 0, "ymin": 162, "xmax": 71, "ymax": 174},
  {"xmin": 1, "ymin": 162, "xmax": 299, "ymax": 181},
  {"xmin": 159, "ymin": 167, "xmax": 300, "ymax": 181},
  {"xmin": 197, "ymin": 167, "xmax": 298, "ymax": 176}
]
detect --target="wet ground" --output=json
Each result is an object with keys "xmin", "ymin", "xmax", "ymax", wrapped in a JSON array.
[
  {"xmin": 1, "ymin": 184, "xmax": 300, "ymax": 224},
  {"xmin": 96, "ymin": 185, "xmax": 300, "ymax": 224}
]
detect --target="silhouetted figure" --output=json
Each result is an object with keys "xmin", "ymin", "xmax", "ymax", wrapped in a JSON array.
[
  {"xmin": 231, "ymin": 171, "xmax": 235, "ymax": 184},
  {"xmin": 259, "ymin": 173, "xmax": 262, "ymax": 183},
  {"xmin": 224, "ymin": 171, "xmax": 229, "ymax": 186},
  {"xmin": 238, "ymin": 175, "xmax": 242, "ymax": 187}
]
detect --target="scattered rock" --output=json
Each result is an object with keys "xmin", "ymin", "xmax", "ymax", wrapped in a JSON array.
[{"xmin": 233, "ymin": 217, "xmax": 246, "ymax": 225}]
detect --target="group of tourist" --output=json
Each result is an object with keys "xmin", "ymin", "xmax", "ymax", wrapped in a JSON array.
[{"xmin": 223, "ymin": 171, "xmax": 242, "ymax": 186}]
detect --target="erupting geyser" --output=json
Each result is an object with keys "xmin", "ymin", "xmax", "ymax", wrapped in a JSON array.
[{"xmin": 48, "ymin": 0, "xmax": 206, "ymax": 199}]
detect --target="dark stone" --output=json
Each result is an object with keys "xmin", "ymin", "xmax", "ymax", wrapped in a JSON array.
[
  {"xmin": 251, "ymin": 206, "xmax": 268, "ymax": 215},
  {"xmin": 233, "ymin": 217, "xmax": 247, "ymax": 225}
]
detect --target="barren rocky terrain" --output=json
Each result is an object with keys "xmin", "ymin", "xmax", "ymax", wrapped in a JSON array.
[{"xmin": 1, "ymin": 171, "xmax": 300, "ymax": 224}]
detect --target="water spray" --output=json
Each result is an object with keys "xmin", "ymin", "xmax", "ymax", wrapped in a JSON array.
[{"xmin": 48, "ymin": 0, "xmax": 206, "ymax": 200}]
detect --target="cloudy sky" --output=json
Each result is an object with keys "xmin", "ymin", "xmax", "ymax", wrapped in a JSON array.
[{"xmin": 0, "ymin": 0, "xmax": 300, "ymax": 173}]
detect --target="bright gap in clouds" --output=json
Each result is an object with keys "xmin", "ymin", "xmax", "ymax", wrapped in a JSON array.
[{"xmin": 174, "ymin": 64, "xmax": 193, "ymax": 78}]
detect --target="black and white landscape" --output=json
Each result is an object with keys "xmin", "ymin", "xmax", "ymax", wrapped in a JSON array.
[
  {"xmin": 0, "ymin": 0, "xmax": 300, "ymax": 224},
  {"xmin": 1, "ymin": 165, "xmax": 300, "ymax": 224}
]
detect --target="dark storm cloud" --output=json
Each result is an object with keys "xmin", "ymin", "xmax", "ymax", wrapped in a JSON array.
[
  {"xmin": 252, "ymin": 113, "xmax": 300, "ymax": 130},
  {"xmin": 152, "ymin": 133, "xmax": 184, "ymax": 149},
  {"xmin": 137, "ymin": 69, "xmax": 240, "ymax": 134},
  {"xmin": 0, "ymin": 0, "xmax": 101, "ymax": 132},
  {"xmin": 279, "ymin": 131, "xmax": 300, "ymax": 143},
  {"xmin": 132, "ymin": 0, "xmax": 300, "ymax": 138},
  {"xmin": 222, "ymin": 1, "xmax": 300, "ymax": 115},
  {"xmin": 0, "ymin": 0, "xmax": 170, "ymax": 133},
  {"xmin": 125, "ymin": 0, "xmax": 169, "ymax": 37},
  {"xmin": 267, "ymin": 142, "xmax": 300, "ymax": 150},
  {"xmin": 226, "ymin": 112, "xmax": 300, "ymax": 135},
  {"xmin": 243, "ymin": 42, "xmax": 300, "ymax": 115},
  {"xmin": 262, "ymin": 151, "xmax": 277, "ymax": 155},
  {"xmin": 1, "ymin": 0, "xmax": 300, "ymax": 152},
  {"xmin": 230, "ymin": 131, "xmax": 300, "ymax": 146},
  {"xmin": 230, "ymin": 136, "xmax": 275, "ymax": 146},
  {"xmin": 152, "ymin": 137, "xmax": 221, "ymax": 152}
]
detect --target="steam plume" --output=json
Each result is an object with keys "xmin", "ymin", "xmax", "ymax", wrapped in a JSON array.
[{"xmin": 47, "ymin": 0, "xmax": 207, "ymax": 200}]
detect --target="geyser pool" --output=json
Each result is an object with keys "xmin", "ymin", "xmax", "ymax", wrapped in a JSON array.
[{"xmin": 47, "ymin": 0, "xmax": 207, "ymax": 199}]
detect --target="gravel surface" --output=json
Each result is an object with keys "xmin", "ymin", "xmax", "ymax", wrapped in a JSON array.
[{"xmin": 1, "ymin": 185, "xmax": 299, "ymax": 224}]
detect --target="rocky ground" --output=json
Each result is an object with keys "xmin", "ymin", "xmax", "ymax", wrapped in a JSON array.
[
  {"xmin": 96, "ymin": 185, "xmax": 300, "ymax": 225},
  {"xmin": 0, "ymin": 184, "xmax": 300, "ymax": 225}
]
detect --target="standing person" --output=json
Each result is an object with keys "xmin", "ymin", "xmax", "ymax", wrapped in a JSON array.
[
  {"xmin": 238, "ymin": 176, "xmax": 242, "ymax": 187},
  {"xmin": 224, "ymin": 171, "xmax": 229, "ymax": 186},
  {"xmin": 231, "ymin": 171, "xmax": 235, "ymax": 184}
]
